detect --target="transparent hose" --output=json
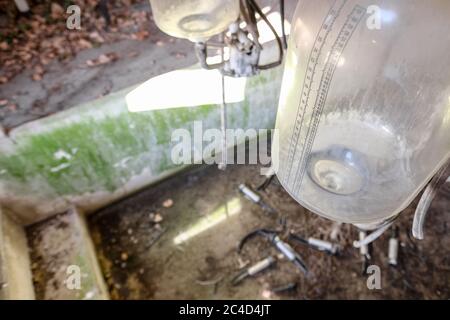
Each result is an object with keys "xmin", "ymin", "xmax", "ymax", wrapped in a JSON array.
[{"xmin": 412, "ymin": 158, "xmax": 450, "ymax": 240}]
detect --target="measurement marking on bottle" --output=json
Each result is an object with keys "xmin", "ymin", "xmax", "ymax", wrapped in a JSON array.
[
  {"xmin": 283, "ymin": 0, "xmax": 347, "ymax": 186},
  {"xmin": 288, "ymin": 5, "xmax": 366, "ymax": 195}
]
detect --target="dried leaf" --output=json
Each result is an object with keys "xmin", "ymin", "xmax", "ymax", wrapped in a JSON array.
[
  {"xmin": 32, "ymin": 73, "xmax": 43, "ymax": 81},
  {"xmin": 78, "ymin": 39, "xmax": 93, "ymax": 49},
  {"xmin": 20, "ymin": 52, "xmax": 32, "ymax": 61},
  {"xmin": 1, "ymin": 1, "xmax": 150, "ymax": 82},
  {"xmin": 7, "ymin": 104, "xmax": 17, "ymax": 111},
  {"xmin": 34, "ymin": 65, "xmax": 44, "ymax": 74},
  {"xmin": 131, "ymin": 30, "xmax": 149, "ymax": 41},
  {"xmin": 30, "ymin": 20, "xmax": 40, "ymax": 29},
  {"xmin": 86, "ymin": 52, "xmax": 118, "ymax": 67},
  {"xmin": 162, "ymin": 199, "xmax": 173, "ymax": 208},
  {"xmin": 153, "ymin": 213, "xmax": 163, "ymax": 223},
  {"xmin": 32, "ymin": 65, "xmax": 45, "ymax": 81},
  {"xmin": 97, "ymin": 54, "xmax": 111, "ymax": 64},
  {"xmin": 89, "ymin": 31, "xmax": 105, "ymax": 43},
  {"xmin": 174, "ymin": 52, "xmax": 187, "ymax": 59},
  {"xmin": 51, "ymin": 3, "xmax": 65, "ymax": 20},
  {"xmin": 0, "ymin": 42, "xmax": 9, "ymax": 51}
]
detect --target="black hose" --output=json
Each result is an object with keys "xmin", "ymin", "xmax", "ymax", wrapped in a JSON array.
[
  {"xmin": 280, "ymin": 0, "xmax": 287, "ymax": 49},
  {"xmin": 247, "ymin": 0, "xmax": 283, "ymax": 69},
  {"xmin": 240, "ymin": 0, "xmax": 261, "ymax": 49}
]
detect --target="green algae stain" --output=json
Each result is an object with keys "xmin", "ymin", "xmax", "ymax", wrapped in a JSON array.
[
  {"xmin": 0, "ymin": 71, "xmax": 280, "ymax": 198},
  {"xmin": 0, "ymin": 104, "xmax": 219, "ymax": 196}
]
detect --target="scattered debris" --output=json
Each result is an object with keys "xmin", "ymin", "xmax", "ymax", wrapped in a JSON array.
[
  {"xmin": 237, "ymin": 257, "xmax": 250, "ymax": 269},
  {"xmin": 88, "ymin": 165, "xmax": 449, "ymax": 299},
  {"xmin": 50, "ymin": 2, "xmax": 64, "ymax": 20},
  {"xmin": 144, "ymin": 226, "xmax": 166, "ymax": 249},
  {"xmin": 238, "ymin": 183, "xmax": 276, "ymax": 214},
  {"xmin": 131, "ymin": 30, "xmax": 149, "ymax": 41},
  {"xmin": 50, "ymin": 162, "xmax": 71, "ymax": 173},
  {"xmin": 53, "ymin": 149, "xmax": 73, "ymax": 161},
  {"xmin": 353, "ymin": 221, "xmax": 394, "ymax": 249},
  {"xmin": 195, "ymin": 276, "xmax": 224, "ymax": 286},
  {"xmin": 0, "ymin": 42, "xmax": 9, "ymax": 51},
  {"xmin": 127, "ymin": 51, "xmax": 139, "ymax": 58},
  {"xmin": 232, "ymin": 256, "xmax": 276, "ymax": 285},
  {"xmin": 358, "ymin": 231, "xmax": 372, "ymax": 275},
  {"xmin": 153, "ymin": 213, "xmax": 163, "ymax": 223},
  {"xmin": 239, "ymin": 228, "xmax": 308, "ymax": 275},
  {"xmin": 0, "ymin": 0, "xmax": 151, "ymax": 84},
  {"xmin": 289, "ymin": 233, "xmax": 340, "ymax": 256},
  {"xmin": 120, "ymin": 252, "xmax": 129, "ymax": 261},
  {"xmin": 89, "ymin": 31, "xmax": 105, "ymax": 44},
  {"xmin": 32, "ymin": 65, "xmax": 45, "ymax": 81},
  {"xmin": 78, "ymin": 39, "xmax": 93, "ymax": 49},
  {"xmin": 83, "ymin": 290, "xmax": 96, "ymax": 300},
  {"xmin": 257, "ymin": 173, "xmax": 276, "ymax": 191},
  {"xmin": 261, "ymin": 288, "xmax": 272, "ymax": 299},
  {"xmin": 388, "ymin": 226, "xmax": 399, "ymax": 267},
  {"xmin": 271, "ymin": 282, "xmax": 297, "ymax": 294},
  {"xmin": 86, "ymin": 53, "xmax": 118, "ymax": 67},
  {"xmin": 330, "ymin": 222, "xmax": 342, "ymax": 241},
  {"xmin": 162, "ymin": 198, "xmax": 174, "ymax": 208}
]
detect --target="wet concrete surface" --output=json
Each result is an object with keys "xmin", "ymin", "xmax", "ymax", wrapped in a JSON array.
[{"xmin": 88, "ymin": 164, "xmax": 450, "ymax": 299}]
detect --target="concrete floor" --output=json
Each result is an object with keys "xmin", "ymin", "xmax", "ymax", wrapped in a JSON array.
[
  {"xmin": 90, "ymin": 165, "xmax": 289, "ymax": 299},
  {"xmin": 88, "ymin": 164, "xmax": 450, "ymax": 299}
]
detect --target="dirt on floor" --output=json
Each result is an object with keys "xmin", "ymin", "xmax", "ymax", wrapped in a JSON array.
[{"xmin": 88, "ymin": 164, "xmax": 450, "ymax": 300}]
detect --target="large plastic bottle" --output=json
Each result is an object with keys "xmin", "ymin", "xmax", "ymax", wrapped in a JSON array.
[
  {"xmin": 273, "ymin": 0, "xmax": 450, "ymax": 225},
  {"xmin": 149, "ymin": 0, "xmax": 240, "ymax": 42}
]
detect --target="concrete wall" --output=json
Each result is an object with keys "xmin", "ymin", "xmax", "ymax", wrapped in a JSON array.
[
  {"xmin": 0, "ymin": 207, "xmax": 35, "ymax": 299},
  {"xmin": 27, "ymin": 208, "xmax": 109, "ymax": 300},
  {"xmin": 0, "ymin": 66, "xmax": 283, "ymax": 225}
]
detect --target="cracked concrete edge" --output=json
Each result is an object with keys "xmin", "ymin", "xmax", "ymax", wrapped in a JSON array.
[{"xmin": 0, "ymin": 206, "xmax": 35, "ymax": 300}]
